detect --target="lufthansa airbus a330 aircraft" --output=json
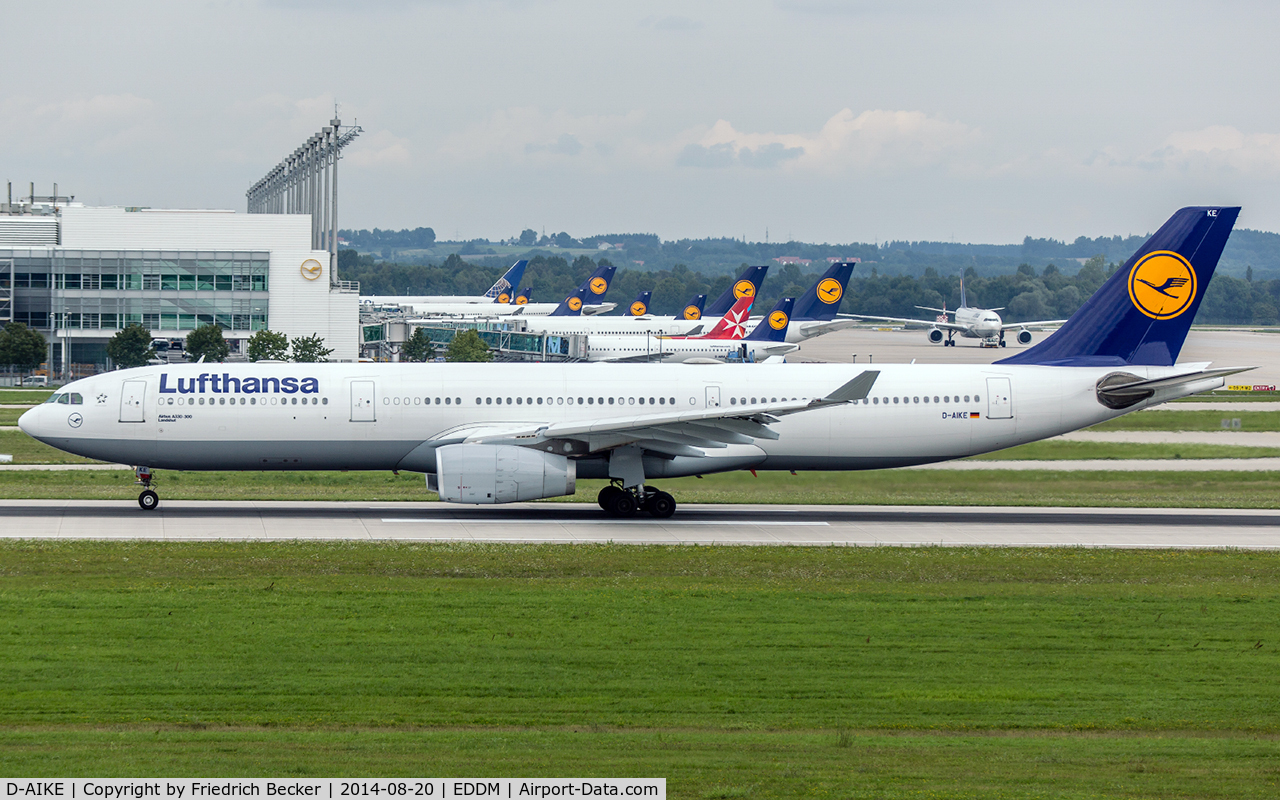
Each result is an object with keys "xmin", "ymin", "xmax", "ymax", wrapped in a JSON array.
[{"xmin": 20, "ymin": 207, "xmax": 1247, "ymax": 518}]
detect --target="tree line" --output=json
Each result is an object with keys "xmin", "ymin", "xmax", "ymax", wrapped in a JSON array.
[
  {"xmin": 340, "ymin": 250, "xmax": 1280, "ymax": 325},
  {"xmin": 339, "ymin": 226, "xmax": 1280, "ymax": 280}
]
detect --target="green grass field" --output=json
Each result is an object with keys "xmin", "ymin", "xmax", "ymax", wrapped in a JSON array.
[
  {"xmin": 0, "ymin": 542, "xmax": 1276, "ymax": 798},
  {"xmin": 1089, "ymin": 409, "xmax": 1280, "ymax": 431},
  {"xmin": 0, "ymin": 389, "xmax": 52, "ymax": 404},
  {"xmin": 0, "ymin": 429, "xmax": 107, "ymax": 464}
]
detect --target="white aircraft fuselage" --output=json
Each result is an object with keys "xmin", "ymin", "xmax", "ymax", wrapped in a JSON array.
[
  {"xmin": 585, "ymin": 335, "xmax": 799, "ymax": 363},
  {"xmin": 20, "ymin": 360, "xmax": 1216, "ymax": 480},
  {"xmin": 406, "ymin": 302, "xmax": 615, "ymax": 317},
  {"xmin": 952, "ymin": 306, "xmax": 1004, "ymax": 340}
]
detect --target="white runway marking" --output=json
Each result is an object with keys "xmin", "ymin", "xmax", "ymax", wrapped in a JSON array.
[{"xmin": 380, "ymin": 518, "xmax": 830, "ymax": 526}]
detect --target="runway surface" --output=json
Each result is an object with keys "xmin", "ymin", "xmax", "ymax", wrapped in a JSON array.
[{"xmin": 3, "ymin": 500, "xmax": 1278, "ymax": 549}]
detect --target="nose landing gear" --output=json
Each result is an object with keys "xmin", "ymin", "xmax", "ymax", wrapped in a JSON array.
[{"xmin": 135, "ymin": 466, "xmax": 159, "ymax": 511}]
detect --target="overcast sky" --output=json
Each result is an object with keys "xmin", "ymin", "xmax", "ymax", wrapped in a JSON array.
[{"xmin": 5, "ymin": 0, "xmax": 1280, "ymax": 243}]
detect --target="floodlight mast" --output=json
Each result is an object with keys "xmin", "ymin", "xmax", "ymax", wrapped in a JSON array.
[{"xmin": 246, "ymin": 118, "xmax": 362, "ymax": 286}]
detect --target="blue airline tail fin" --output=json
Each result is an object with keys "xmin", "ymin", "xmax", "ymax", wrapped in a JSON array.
[
  {"xmin": 511, "ymin": 287, "xmax": 533, "ymax": 306},
  {"xmin": 792, "ymin": 262, "xmax": 856, "ymax": 321},
  {"xmin": 746, "ymin": 297, "xmax": 796, "ymax": 342},
  {"xmin": 679, "ymin": 294, "xmax": 707, "ymax": 320},
  {"xmin": 485, "ymin": 259, "xmax": 528, "ymax": 300},
  {"xmin": 706, "ymin": 265, "xmax": 768, "ymax": 317},
  {"xmin": 998, "ymin": 206, "xmax": 1240, "ymax": 367},
  {"xmin": 628, "ymin": 291, "xmax": 653, "ymax": 316},
  {"xmin": 550, "ymin": 264, "xmax": 617, "ymax": 316}
]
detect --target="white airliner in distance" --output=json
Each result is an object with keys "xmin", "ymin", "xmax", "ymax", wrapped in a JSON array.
[
  {"xmin": 841, "ymin": 275, "xmax": 1065, "ymax": 347},
  {"xmin": 587, "ymin": 296, "xmax": 799, "ymax": 363},
  {"xmin": 511, "ymin": 264, "xmax": 769, "ymax": 338},
  {"xmin": 368, "ymin": 260, "xmax": 615, "ymax": 317},
  {"xmin": 366, "ymin": 259, "xmax": 528, "ymax": 306},
  {"xmin": 20, "ymin": 207, "xmax": 1248, "ymax": 519}
]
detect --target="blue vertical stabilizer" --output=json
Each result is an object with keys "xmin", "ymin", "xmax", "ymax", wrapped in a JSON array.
[
  {"xmin": 792, "ymin": 262, "xmax": 856, "ymax": 321},
  {"xmin": 485, "ymin": 260, "xmax": 528, "ymax": 300},
  {"xmin": 706, "ymin": 265, "xmax": 768, "ymax": 317},
  {"xmin": 745, "ymin": 297, "xmax": 796, "ymax": 342},
  {"xmin": 997, "ymin": 207, "xmax": 1240, "ymax": 367}
]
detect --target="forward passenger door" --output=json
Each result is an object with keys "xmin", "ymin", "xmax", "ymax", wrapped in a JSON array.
[{"xmin": 119, "ymin": 380, "xmax": 147, "ymax": 423}]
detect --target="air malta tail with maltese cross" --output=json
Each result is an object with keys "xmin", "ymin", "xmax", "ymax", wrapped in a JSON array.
[
  {"xmin": 550, "ymin": 265, "xmax": 618, "ymax": 316},
  {"xmin": 999, "ymin": 206, "xmax": 1239, "ymax": 367},
  {"xmin": 681, "ymin": 294, "xmax": 756, "ymax": 339}
]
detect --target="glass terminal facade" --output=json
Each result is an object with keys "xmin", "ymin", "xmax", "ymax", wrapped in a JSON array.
[{"xmin": 0, "ymin": 249, "xmax": 270, "ymax": 369}]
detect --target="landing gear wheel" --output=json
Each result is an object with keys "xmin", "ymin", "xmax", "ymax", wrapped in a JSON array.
[
  {"xmin": 647, "ymin": 491, "xmax": 676, "ymax": 518},
  {"xmin": 609, "ymin": 491, "xmax": 638, "ymax": 518},
  {"xmin": 138, "ymin": 490, "xmax": 159, "ymax": 511},
  {"xmin": 598, "ymin": 485, "xmax": 625, "ymax": 511},
  {"xmin": 999, "ymin": 340, "xmax": 1007, "ymax": 347}
]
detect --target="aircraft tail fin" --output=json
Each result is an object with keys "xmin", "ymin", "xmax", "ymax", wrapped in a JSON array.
[
  {"xmin": 959, "ymin": 273, "xmax": 967, "ymax": 309},
  {"xmin": 792, "ymin": 262, "xmax": 856, "ymax": 321},
  {"xmin": 550, "ymin": 264, "xmax": 617, "ymax": 316},
  {"xmin": 691, "ymin": 295, "xmax": 755, "ymax": 339},
  {"xmin": 998, "ymin": 207, "xmax": 1240, "ymax": 367},
  {"xmin": 746, "ymin": 297, "xmax": 796, "ymax": 341},
  {"xmin": 628, "ymin": 291, "xmax": 653, "ymax": 316},
  {"xmin": 679, "ymin": 294, "xmax": 708, "ymax": 320},
  {"xmin": 485, "ymin": 259, "xmax": 528, "ymax": 300},
  {"xmin": 511, "ymin": 287, "xmax": 532, "ymax": 306},
  {"xmin": 706, "ymin": 265, "xmax": 768, "ymax": 317}
]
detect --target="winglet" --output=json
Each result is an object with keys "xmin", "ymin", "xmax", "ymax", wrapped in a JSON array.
[{"xmin": 811, "ymin": 370, "xmax": 879, "ymax": 406}]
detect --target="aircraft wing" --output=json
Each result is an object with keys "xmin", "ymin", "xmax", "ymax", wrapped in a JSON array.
[
  {"xmin": 1001, "ymin": 319, "xmax": 1067, "ymax": 330},
  {"xmin": 839, "ymin": 313, "xmax": 969, "ymax": 332},
  {"xmin": 431, "ymin": 371, "xmax": 879, "ymax": 457}
]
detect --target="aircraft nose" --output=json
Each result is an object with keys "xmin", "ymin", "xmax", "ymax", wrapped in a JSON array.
[{"xmin": 17, "ymin": 406, "xmax": 39, "ymax": 437}]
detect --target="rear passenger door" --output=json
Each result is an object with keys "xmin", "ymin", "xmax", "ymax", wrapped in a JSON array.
[{"xmin": 351, "ymin": 380, "xmax": 376, "ymax": 422}]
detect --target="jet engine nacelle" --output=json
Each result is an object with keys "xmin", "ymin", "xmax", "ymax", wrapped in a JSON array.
[
  {"xmin": 435, "ymin": 444, "xmax": 576, "ymax": 504},
  {"xmin": 927, "ymin": 328, "xmax": 944, "ymax": 344},
  {"xmin": 1017, "ymin": 329, "xmax": 1032, "ymax": 345}
]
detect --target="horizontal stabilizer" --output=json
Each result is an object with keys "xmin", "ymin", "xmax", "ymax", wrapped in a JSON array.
[{"xmin": 1102, "ymin": 366, "xmax": 1254, "ymax": 397}]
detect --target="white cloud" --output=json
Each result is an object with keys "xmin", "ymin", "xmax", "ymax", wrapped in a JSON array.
[
  {"xmin": 1150, "ymin": 125, "xmax": 1280, "ymax": 175},
  {"xmin": 436, "ymin": 107, "xmax": 646, "ymax": 163},
  {"xmin": 346, "ymin": 129, "xmax": 412, "ymax": 167},
  {"xmin": 0, "ymin": 93, "xmax": 161, "ymax": 154},
  {"xmin": 639, "ymin": 14, "xmax": 702, "ymax": 30},
  {"xmin": 677, "ymin": 108, "xmax": 979, "ymax": 171}
]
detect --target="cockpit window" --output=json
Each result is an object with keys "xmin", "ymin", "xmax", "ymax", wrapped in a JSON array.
[
  {"xmin": 69, "ymin": 393, "xmax": 83, "ymax": 405},
  {"xmin": 44, "ymin": 393, "xmax": 62, "ymax": 404},
  {"xmin": 55, "ymin": 394, "xmax": 70, "ymax": 404}
]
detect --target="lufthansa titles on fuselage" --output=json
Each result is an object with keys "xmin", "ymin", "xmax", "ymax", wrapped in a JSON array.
[{"xmin": 159, "ymin": 373, "xmax": 320, "ymax": 395}]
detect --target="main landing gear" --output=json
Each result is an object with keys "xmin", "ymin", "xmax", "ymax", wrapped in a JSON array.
[
  {"xmin": 135, "ymin": 466, "xmax": 159, "ymax": 511},
  {"xmin": 598, "ymin": 483, "xmax": 677, "ymax": 518}
]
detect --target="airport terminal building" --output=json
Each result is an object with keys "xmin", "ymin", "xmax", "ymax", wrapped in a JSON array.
[{"xmin": 0, "ymin": 202, "xmax": 359, "ymax": 372}]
